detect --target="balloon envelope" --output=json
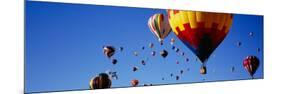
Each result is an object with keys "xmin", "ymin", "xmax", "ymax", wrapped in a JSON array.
[
  {"xmin": 131, "ymin": 79, "xmax": 139, "ymax": 87},
  {"xmin": 160, "ymin": 50, "xmax": 168, "ymax": 58},
  {"xmin": 89, "ymin": 73, "xmax": 111, "ymax": 90},
  {"xmin": 103, "ymin": 46, "xmax": 115, "ymax": 58},
  {"xmin": 168, "ymin": 10, "xmax": 233, "ymax": 63},
  {"xmin": 148, "ymin": 13, "xmax": 172, "ymax": 44},
  {"xmin": 243, "ymin": 56, "xmax": 260, "ymax": 77}
]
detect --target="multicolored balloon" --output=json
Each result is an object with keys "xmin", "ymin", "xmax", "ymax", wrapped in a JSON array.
[
  {"xmin": 103, "ymin": 46, "xmax": 115, "ymax": 58},
  {"xmin": 160, "ymin": 50, "xmax": 168, "ymax": 58},
  {"xmin": 89, "ymin": 73, "xmax": 111, "ymax": 90},
  {"xmin": 167, "ymin": 10, "xmax": 233, "ymax": 63},
  {"xmin": 148, "ymin": 13, "xmax": 172, "ymax": 45},
  {"xmin": 243, "ymin": 56, "xmax": 260, "ymax": 78}
]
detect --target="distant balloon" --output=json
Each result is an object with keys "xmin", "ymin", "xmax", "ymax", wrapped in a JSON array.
[
  {"xmin": 162, "ymin": 78, "xmax": 165, "ymax": 80},
  {"xmin": 131, "ymin": 79, "xmax": 139, "ymax": 87},
  {"xmin": 237, "ymin": 42, "xmax": 242, "ymax": 47},
  {"xmin": 243, "ymin": 56, "xmax": 260, "ymax": 78},
  {"xmin": 175, "ymin": 48, "xmax": 180, "ymax": 53},
  {"xmin": 200, "ymin": 66, "xmax": 207, "ymax": 75},
  {"xmin": 185, "ymin": 58, "xmax": 189, "ymax": 62},
  {"xmin": 151, "ymin": 51, "xmax": 156, "ymax": 56},
  {"xmin": 103, "ymin": 46, "xmax": 115, "ymax": 58},
  {"xmin": 160, "ymin": 50, "xmax": 168, "ymax": 58},
  {"xmin": 112, "ymin": 59, "xmax": 117, "ymax": 65},
  {"xmin": 148, "ymin": 13, "xmax": 172, "ymax": 45},
  {"xmin": 176, "ymin": 76, "xmax": 179, "ymax": 80},
  {"xmin": 187, "ymin": 68, "xmax": 190, "ymax": 71},
  {"xmin": 257, "ymin": 48, "xmax": 261, "ymax": 52},
  {"xmin": 249, "ymin": 32, "xmax": 254, "ymax": 37},
  {"xmin": 170, "ymin": 73, "xmax": 173, "ymax": 77},
  {"xmin": 170, "ymin": 38, "xmax": 175, "ymax": 45},
  {"xmin": 181, "ymin": 52, "xmax": 185, "ymax": 56},
  {"xmin": 89, "ymin": 73, "xmax": 111, "ymax": 90},
  {"xmin": 144, "ymin": 84, "xmax": 148, "ymax": 86},
  {"xmin": 180, "ymin": 70, "xmax": 184, "ymax": 74},
  {"xmin": 142, "ymin": 46, "xmax": 145, "ymax": 50},
  {"xmin": 176, "ymin": 60, "xmax": 180, "ymax": 64},
  {"xmin": 119, "ymin": 47, "xmax": 124, "ymax": 52},
  {"xmin": 149, "ymin": 43, "xmax": 154, "ymax": 48},
  {"xmin": 231, "ymin": 66, "xmax": 235, "ymax": 72},
  {"xmin": 172, "ymin": 46, "xmax": 176, "ymax": 50},
  {"xmin": 134, "ymin": 51, "xmax": 139, "ymax": 56},
  {"xmin": 133, "ymin": 66, "xmax": 139, "ymax": 72},
  {"xmin": 141, "ymin": 60, "xmax": 146, "ymax": 65}
]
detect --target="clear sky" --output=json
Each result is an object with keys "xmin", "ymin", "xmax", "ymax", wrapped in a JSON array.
[{"xmin": 25, "ymin": 1, "xmax": 264, "ymax": 93}]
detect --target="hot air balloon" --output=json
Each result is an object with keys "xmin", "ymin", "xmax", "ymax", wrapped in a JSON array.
[
  {"xmin": 249, "ymin": 32, "xmax": 254, "ymax": 37},
  {"xmin": 119, "ymin": 47, "xmax": 124, "ymax": 52},
  {"xmin": 148, "ymin": 13, "xmax": 172, "ymax": 45},
  {"xmin": 175, "ymin": 48, "xmax": 180, "ymax": 53},
  {"xmin": 170, "ymin": 73, "xmax": 173, "ymax": 77},
  {"xmin": 181, "ymin": 52, "xmax": 185, "ymax": 56},
  {"xmin": 144, "ymin": 84, "xmax": 148, "ymax": 86},
  {"xmin": 187, "ymin": 68, "xmax": 190, "ymax": 71},
  {"xmin": 180, "ymin": 70, "xmax": 184, "ymax": 74},
  {"xmin": 257, "ymin": 48, "xmax": 261, "ymax": 52},
  {"xmin": 176, "ymin": 76, "xmax": 179, "ymax": 80},
  {"xmin": 133, "ymin": 51, "xmax": 139, "ymax": 56},
  {"xmin": 172, "ymin": 46, "xmax": 176, "ymax": 50},
  {"xmin": 176, "ymin": 60, "xmax": 180, "ymax": 64},
  {"xmin": 151, "ymin": 51, "xmax": 156, "ymax": 56},
  {"xmin": 149, "ymin": 43, "xmax": 154, "ymax": 48},
  {"xmin": 243, "ymin": 56, "xmax": 260, "ymax": 78},
  {"xmin": 170, "ymin": 38, "xmax": 175, "ymax": 45},
  {"xmin": 200, "ymin": 66, "xmax": 207, "ymax": 75},
  {"xmin": 162, "ymin": 77, "xmax": 165, "ymax": 80},
  {"xmin": 133, "ymin": 66, "xmax": 139, "ymax": 72},
  {"xmin": 167, "ymin": 10, "xmax": 233, "ymax": 65},
  {"xmin": 141, "ymin": 60, "xmax": 146, "ymax": 65},
  {"xmin": 237, "ymin": 42, "xmax": 242, "ymax": 47},
  {"xmin": 131, "ymin": 79, "xmax": 139, "ymax": 87},
  {"xmin": 142, "ymin": 46, "xmax": 145, "ymax": 50},
  {"xmin": 112, "ymin": 59, "xmax": 117, "ymax": 65},
  {"xmin": 89, "ymin": 73, "xmax": 111, "ymax": 90},
  {"xmin": 231, "ymin": 66, "xmax": 235, "ymax": 72},
  {"xmin": 160, "ymin": 50, "xmax": 168, "ymax": 58},
  {"xmin": 186, "ymin": 58, "xmax": 189, "ymax": 62},
  {"xmin": 103, "ymin": 46, "xmax": 115, "ymax": 58}
]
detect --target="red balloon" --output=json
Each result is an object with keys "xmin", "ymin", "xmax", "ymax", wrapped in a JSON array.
[
  {"xmin": 243, "ymin": 56, "xmax": 260, "ymax": 77},
  {"xmin": 131, "ymin": 79, "xmax": 139, "ymax": 87}
]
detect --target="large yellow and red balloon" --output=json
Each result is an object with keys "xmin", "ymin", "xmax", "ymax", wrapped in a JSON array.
[{"xmin": 167, "ymin": 10, "xmax": 233, "ymax": 63}]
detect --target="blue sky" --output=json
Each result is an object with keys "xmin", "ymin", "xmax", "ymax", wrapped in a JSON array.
[{"xmin": 25, "ymin": 1, "xmax": 264, "ymax": 93}]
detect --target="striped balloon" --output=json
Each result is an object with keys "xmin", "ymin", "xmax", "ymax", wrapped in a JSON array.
[
  {"xmin": 167, "ymin": 10, "xmax": 233, "ymax": 63},
  {"xmin": 89, "ymin": 73, "xmax": 111, "ymax": 90},
  {"xmin": 148, "ymin": 13, "xmax": 172, "ymax": 45}
]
